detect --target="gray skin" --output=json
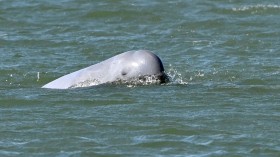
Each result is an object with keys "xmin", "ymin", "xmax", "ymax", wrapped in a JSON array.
[{"xmin": 42, "ymin": 50, "xmax": 166, "ymax": 89}]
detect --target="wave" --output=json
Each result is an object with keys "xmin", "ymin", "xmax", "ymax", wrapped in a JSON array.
[{"xmin": 232, "ymin": 4, "xmax": 280, "ymax": 12}]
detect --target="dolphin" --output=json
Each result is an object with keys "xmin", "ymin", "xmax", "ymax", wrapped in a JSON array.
[{"xmin": 42, "ymin": 50, "xmax": 166, "ymax": 89}]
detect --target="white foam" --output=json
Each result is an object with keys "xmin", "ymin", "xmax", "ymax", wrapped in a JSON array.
[{"xmin": 232, "ymin": 4, "xmax": 280, "ymax": 12}]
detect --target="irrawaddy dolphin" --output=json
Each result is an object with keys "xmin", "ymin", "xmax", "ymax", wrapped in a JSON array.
[{"xmin": 42, "ymin": 50, "xmax": 167, "ymax": 89}]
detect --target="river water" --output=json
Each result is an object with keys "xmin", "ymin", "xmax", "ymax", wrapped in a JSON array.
[{"xmin": 1, "ymin": 0, "xmax": 280, "ymax": 156}]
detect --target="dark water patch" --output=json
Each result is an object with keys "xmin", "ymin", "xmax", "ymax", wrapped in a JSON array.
[{"xmin": 85, "ymin": 10, "xmax": 161, "ymax": 23}]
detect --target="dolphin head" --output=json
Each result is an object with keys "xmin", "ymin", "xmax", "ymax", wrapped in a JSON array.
[{"xmin": 113, "ymin": 50, "xmax": 167, "ymax": 83}]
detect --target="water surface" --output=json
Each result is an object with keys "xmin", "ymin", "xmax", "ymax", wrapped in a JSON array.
[{"xmin": 0, "ymin": 0, "xmax": 280, "ymax": 156}]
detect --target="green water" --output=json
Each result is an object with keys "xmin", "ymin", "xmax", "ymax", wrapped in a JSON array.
[{"xmin": 1, "ymin": 0, "xmax": 280, "ymax": 156}]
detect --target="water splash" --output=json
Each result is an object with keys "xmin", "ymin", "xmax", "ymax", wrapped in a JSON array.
[
  {"xmin": 70, "ymin": 78, "xmax": 101, "ymax": 88},
  {"xmin": 37, "ymin": 72, "xmax": 40, "ymax": 82},
  {"xmin": 70, "ymin": 74, "xmax": 165, "ymax": 88},
  {"xmin": 165, "ymin": 65, "xmax": 188, "ymax": 85}
]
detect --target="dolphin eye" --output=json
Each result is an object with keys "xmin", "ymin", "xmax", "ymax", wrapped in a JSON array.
[{"xmin": 121, "ymin": 71, "xmax": 127, "ymax": 76}]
